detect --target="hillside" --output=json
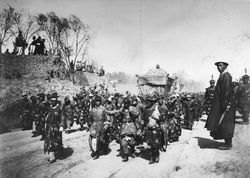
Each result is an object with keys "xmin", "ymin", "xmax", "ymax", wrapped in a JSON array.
[{"xmin": 0, "ymin": 54, "xmax": 111, "ymax": 132}]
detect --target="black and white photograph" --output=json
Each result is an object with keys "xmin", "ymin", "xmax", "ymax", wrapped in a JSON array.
[{"xmin": 0, "ymin": 0, "xmax": 250, "ymax": 177}]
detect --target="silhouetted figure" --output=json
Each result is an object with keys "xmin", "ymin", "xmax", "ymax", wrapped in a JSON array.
[
  {"xmin": 15, "ymin": 31, "xmax": 24, "ymax": 55},
  {"xmin": 98, "ymin": 66, "xmax": 105, "ymax": 76},
  {"xmin": 29, "ymin": 36, "xmax": 36, "ymax": 55},
  {"xmin": 40, "ymin": 39, "xmax": 46, "ymax": 55},
  {"xmin": 70, "ymin": 60, "xmax": 74, "ymax": 72},
  {"xmin": 4, "ymin": 49, "xmax": 10, "ymax": 54},
  {"xmin": 34, "ymin": 36, "xmax": 42, "ymax": 55}
]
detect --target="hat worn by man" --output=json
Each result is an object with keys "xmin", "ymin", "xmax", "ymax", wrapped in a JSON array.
[
  {"xmin": 209, "ymin": 79, "xmax": 215, "ymax": 83},
  {"xmin": 242, "ymin": 74, "xmax": 249, "ymax": 80},
  {"xmin": 50, "ymin": 92, "xmax": 59, "ymax": 99},
  {"xmin": 94, "ymin": 95, "xmax": 102, "ymax": 102},
  {"xmin": 214, "ymin": 60, "xmax": 229, "ymax": 66}
]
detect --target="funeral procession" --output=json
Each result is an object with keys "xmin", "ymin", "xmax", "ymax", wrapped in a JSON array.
[{"xmin": 0, "ymin": 0, "xmax": 250, "ymax": 178}]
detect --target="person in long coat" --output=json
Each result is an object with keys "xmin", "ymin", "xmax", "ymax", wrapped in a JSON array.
[{"xmin": 205, "ymin": 61, "xmax": 236, "ymax": 150}]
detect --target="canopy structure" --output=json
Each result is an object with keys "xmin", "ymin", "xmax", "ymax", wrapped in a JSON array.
[{"xmin": 136, "ymin": 65, "xmax": 175, "ymax": 95}]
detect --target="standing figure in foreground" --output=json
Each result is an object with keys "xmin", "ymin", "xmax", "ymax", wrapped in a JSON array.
[
  {"xmin": 144, "ymin": 118, "xmax": 161, "ymax": 164},
  {"xmin": 44, "ymin": 92, "xmax": 64, "ymax": 163},
  {"xmin": 88, "ymin": 95, "xmax": 107, "ymax": 160},
  {"xmin": 205, "ymin": 61, "xmax": 236, "ymax": 150}
]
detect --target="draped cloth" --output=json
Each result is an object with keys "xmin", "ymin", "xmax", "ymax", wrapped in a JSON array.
[{"xmin": 205, "ymin": 71, "xmax": 236, "ymax": 140}]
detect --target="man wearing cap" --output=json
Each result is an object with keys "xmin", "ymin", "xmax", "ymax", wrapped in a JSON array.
[
  {"xmin": 205, "ymin": 61, "xmax": 236, "ymax": 150},
  {"xmin": 88, "ymin": 95, "xmax": 107, "ymax": 159},
  {"xmin": 236, "ymin": 74, "xmax": 250, "ymax": 124},
  {"xmin": 144, "ymin": 118, "xmax": 162, "ymax": 164},
  {"xmin": 203, "ymin": 78, "xmax": 216, "ymax": 115},
  {"xmin": 44, "ymin": 92, "xmax": 64, "ymax": 163},
  {"xmin": 19, "ymin": 92, "xmax": 32, "ymax": 130},
  {"xmin": 61, "ymin": 96, "xmax": 74, "ymax": 132},
  {"xmin": 78, "ymin": 92, "xmax": 91, "ymax": 130},
  {"xmin": 119, "ymin": 97, "xmax": 139, "ymax": 162},
  {"xmin": 156, "ymin": 95, "xmax": 169, "ymax": 151}
]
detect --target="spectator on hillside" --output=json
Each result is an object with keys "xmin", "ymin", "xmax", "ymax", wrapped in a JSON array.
[
  {"xmin": 40, "ymin": 39, "xmax": 46, "ymax": 55},
  {"xmin": 15, "ymin": 31, "xmax": 25, "ymax": 55},
  {"xmin": 4, "ymin": 49, "xmax": 10, "ymax": 55},
  {"xmin": 70, "ymin": 60, "xmax": 74, "ymax": 72},
  {"xmin": 98, "ymin": 66, "xmax": 105, "ymax": 76},
  {"xmin": 34, "ymin": 36, "xmax": 42, "ymax": 55},
  {"xmin": 29, "ymin": 36, "xmax": 36, "ymax": 55}
]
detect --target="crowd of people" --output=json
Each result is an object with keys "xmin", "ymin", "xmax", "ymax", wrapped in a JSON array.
[
  {"xmin": 75, "ymin": 60, "xmax": 105, "ymax": 76},
  {"xmin": 18, "ymin": 87, "xmax": 204, "ymax": 164},
  {"xmin": 17, "ymin": 61, "xmax": 250, "ymax": 164}
]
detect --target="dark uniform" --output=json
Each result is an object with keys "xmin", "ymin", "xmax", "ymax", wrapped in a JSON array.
[
  {"xmin": 157, "ymin": 98, "xmax": 169, "ymax": 151},
  {"xmin": 203, "ymin": 79, "xmax": 216, "ymax": 115},
  {"xmin": 44, "ymin": 92, "xmax": 63, "ymax": 163},
  {"xmin": 62, "ymin": 97, "xmax": 74, "ymax": 132},
  {"xmin": 36, "ymin": 93, "xmax": 48, "ymax": 140},
  {"xmin": 236, "ymin": 74, "xmax": 250, "ymax": 124},
  {"xmin": 205, "ymin": 61, "xmax": 236, "ymax": 150},
  {"xmin": 88, "ymin": 95, "xmax": 108, "ymax": 159},
  {"xmin": 19, "ymin": 93, "xmax": 32, "ymax": 130},
  {"xmin": 120, "ymin": 98, "xmax": 139, "ymax": 162},
  {"xmin": 80, "ymin": 95, "xmax": 91, "ymax": 130},
  {"xmin": 144, "ymin": 118, "xmax": 161, "ymax": 164}
]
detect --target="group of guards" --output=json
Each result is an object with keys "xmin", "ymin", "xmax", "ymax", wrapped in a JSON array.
[
  {"xmin": 19, "ymin": 87, "xmax": 205, "ymax": 164},
  {"xmin": 203, "ymin": 73, "xmax": 250, "ymax": 125}
]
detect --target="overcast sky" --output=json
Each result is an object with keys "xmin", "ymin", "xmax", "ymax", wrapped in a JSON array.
[{"xmin": 1, "ymin": 0, "xmax": 250, "ymax": 83}]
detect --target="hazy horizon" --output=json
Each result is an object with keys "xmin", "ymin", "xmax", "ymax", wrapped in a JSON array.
[{"xmin": 1, "ymin": 0, "xmax": 250, "ymax": 88}]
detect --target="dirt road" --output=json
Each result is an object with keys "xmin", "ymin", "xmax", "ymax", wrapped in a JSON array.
[{"xmin": 0, "ymin": 115, "xmax": 249, "ymax": 178}]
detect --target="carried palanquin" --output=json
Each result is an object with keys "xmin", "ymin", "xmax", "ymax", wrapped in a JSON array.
[{"xmin": 136, "ymin": 64, "xmax": 175, "ymax": 95}]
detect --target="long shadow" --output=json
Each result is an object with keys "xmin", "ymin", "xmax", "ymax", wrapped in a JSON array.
[
  {"xmin": 194, "ymin": 137, "xmax": 223, "ymax": 149},
  {"xmin": 199, "ymin": 118, "xmax": 207, "ymax": 122},
  {"xmin": 137, "ymin": 148, "xmax": 151, "ymax": 161},
  {"xmin": 65, "ymin": 129, "xmax": 79, "ymax": 134},
  {"xmin": 77, "ymin": 126, "xmax": 88, "ymax": 132},
  {"xmin": 57, "ymin": 146, "xmax": 74, "ymax": 160}
]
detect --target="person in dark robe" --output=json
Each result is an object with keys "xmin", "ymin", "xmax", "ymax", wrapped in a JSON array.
[
  {"xmin": 205, "ymin": 60, "xmax": 236, "ymax": 150},
  {"xmin": 29, "ymin": 36, "xmax": 36, "ymax": 55},
  {"xmin": 34, "ymin": 36, "xmax": 41, "ymax": 55}
]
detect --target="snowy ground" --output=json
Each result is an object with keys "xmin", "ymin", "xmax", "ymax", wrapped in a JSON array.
[{"xmin": 0, "ymin": 115, "xmax": 249, "ymax": 178}]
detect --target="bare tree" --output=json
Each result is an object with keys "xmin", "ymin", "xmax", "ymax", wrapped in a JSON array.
[
  {"xmin": 68, "ymin": 15, "xmax": 90, "ymax": 67},
  {"xmin": 36, "ymin": 12, "xmax": 60, "ymax": 54},
  {"xmin": 0, "ymin": 6, "xmax": 16, "ymax": 53},
  {"xmin": 12, "ymin": 11, "xmax": 39, "ymax": 42}
]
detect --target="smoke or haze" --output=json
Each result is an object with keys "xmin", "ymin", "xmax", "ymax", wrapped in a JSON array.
[{"xmin": 1, "ymin": 0, "xmax": 250, "ymax": 89}]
